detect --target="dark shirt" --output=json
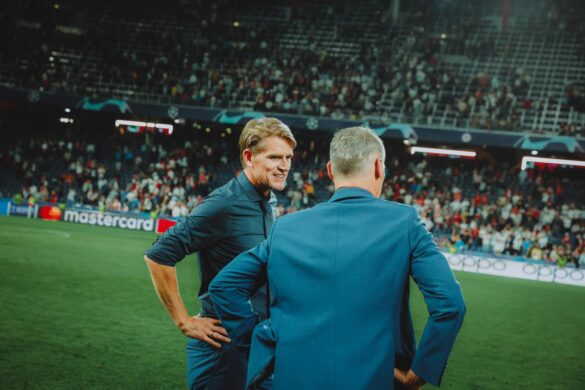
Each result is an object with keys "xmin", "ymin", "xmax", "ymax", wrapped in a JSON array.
[{"xmin": 145, "ymin": 172, "xmax": 275, "ymax": 319}]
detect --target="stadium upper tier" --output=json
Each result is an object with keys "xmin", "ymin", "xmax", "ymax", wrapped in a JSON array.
[{"xmin": 1, "ymin": 0, "xmax": 584, "ymax": 135}]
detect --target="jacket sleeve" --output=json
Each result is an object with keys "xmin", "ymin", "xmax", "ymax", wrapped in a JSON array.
[
  {"xmin": 408, "ymin": 207, "xmax": 466, "ymax": 386},
  {"xmin": 209, "ymin": 220, "xmax": 275, "ymax": 347}
]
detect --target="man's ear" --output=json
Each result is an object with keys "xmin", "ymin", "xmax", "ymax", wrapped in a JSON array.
[
  {"xmin": 326, "ymin": 161, "xmax": 334, "ymax": 181},
  {"xmin": 374, "ymin": 157, "xmax": 383, "ymax": 180},
  {"xmin": 242, "ymin": 149, "xmax": 254, "ymax": 168}
]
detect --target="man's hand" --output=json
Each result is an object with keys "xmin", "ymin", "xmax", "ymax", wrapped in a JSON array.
[
  {"xmin": 394, "ymin": 368, "xmax": 425, "ymax": 390},
  {"xmin": 145, "ymin": 258, "xmax": 231, "ymax": 348},
  {"xmin": 179, "ymin": 315, "xmax": 231, "ymax": 348}
]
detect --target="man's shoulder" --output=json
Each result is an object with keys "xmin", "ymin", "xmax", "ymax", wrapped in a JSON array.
[
  {"xmin": 203, "ymin": 177, "xmax": 246, "ymax": 202},
  {"xmin": 277, "ymin": 199, "xmax": 414, "ymax": 223},
  {"xmin": 211, "ymin": 175, "xmax": 263, "ymax": 204},
  {"xmin": 376, "ymin": 198, "xmax": 417, "ymax": 214},
  {"xmin": 210, "ymin": 176, "xmax": 237, "ymax": 195},
  {"xmin": 273, "ymin": 204, "xmax": 323, "ymax": 228},
  {"xmin": 338, "ymin": 195, "xmax": 417, "ymax": 215},
  {"xmin": 187, "ymin": 178, "xmax": 241, "ymax": 216}
]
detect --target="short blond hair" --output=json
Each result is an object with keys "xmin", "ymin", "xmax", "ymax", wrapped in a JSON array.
[{"xmin": 239, "ymin": 117, "xmax": 297, "ymax": 166}]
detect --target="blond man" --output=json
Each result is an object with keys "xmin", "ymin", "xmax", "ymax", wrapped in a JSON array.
[{"xmin": 145, "ymin": 118, "xmax": 296, "ymax": 389}]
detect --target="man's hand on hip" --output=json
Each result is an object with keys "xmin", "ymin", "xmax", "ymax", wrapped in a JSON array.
[
  {"xmin": 394, "ymin": 368, "xmax": 425, "ymax": 390},
  {"xmin": 179, "ymin": 315, "xmax": 231, "ymax": 348}
]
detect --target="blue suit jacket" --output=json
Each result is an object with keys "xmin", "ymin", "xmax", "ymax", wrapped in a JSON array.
[{"xmin": 210, "ymin": 187, "xmax": 466, "ymax": 389}]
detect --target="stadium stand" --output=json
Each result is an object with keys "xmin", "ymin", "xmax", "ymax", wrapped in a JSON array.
[
  {"xmin": 0, "ymin": 113, "xmax": 583, "ymax": 266},
  {"xmin": 1, "ymin": 0, "xmax": 584, "ymax": 134},
  {"xmin": 0, "ymin": 0, "xmax": 583, "ymax": 264}
]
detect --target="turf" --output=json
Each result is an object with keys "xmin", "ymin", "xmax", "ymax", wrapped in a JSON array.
[{"xmin": 0, "ymin": 216, "xmax": 584, "ymax": 389}]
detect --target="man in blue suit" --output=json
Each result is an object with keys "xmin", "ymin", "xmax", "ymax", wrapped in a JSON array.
[{"xmin": 209, "ymin": 126, "xmax": 466, "ymax": 389}]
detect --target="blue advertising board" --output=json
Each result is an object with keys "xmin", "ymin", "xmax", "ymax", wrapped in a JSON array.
[{"xmin": 0, "ymin": 198, "xmax": 11, "ymax": 216}]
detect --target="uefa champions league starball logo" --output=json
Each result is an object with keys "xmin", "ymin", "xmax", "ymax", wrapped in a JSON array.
[
  {"xmin": 167, "ymin": 105, "xmax": 179, "ymax": 119},
  {"xmin": 28, "ymin": 90, "xmax": 40, "ymax": 103},
  {"xmin": 306, "ymin": 117, "xmax": 319, "ymax": 130}
]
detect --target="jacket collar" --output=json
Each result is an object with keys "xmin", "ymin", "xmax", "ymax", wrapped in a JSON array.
[
  {"xmin": 329, "ymin": 187, "xmax": 375, "ymax": 202},
  {"xmin": 237, "ymin": 171, "xmax": 269, "ymax": 202}
]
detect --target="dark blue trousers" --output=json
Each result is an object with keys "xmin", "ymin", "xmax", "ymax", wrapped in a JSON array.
[{"xmin": 186, "ymin": 338, "xmax": 272, "ymax": 390}]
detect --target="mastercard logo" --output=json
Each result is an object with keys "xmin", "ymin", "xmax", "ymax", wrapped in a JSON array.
[{"xmin": 39, "ymin": 206, "xmax": 63, "ymax": 221}]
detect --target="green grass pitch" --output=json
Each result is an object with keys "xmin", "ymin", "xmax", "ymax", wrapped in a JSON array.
[{"xmin": 1, "ymin": 216, "xmax": 584, "ymax": 389}]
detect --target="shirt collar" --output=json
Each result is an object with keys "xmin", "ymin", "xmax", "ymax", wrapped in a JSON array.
[
  {"xmin": 237, "ymin": 171, "xmax": 269, "ymax": 202},
  {"xmin": 329, "ymin": 187, "xmax": 375, "ymax": 202}
]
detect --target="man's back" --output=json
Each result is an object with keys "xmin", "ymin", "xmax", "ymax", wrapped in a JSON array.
[{"xmin": 267, "ymin": 188, "xmax": 414, "ymax": 388}]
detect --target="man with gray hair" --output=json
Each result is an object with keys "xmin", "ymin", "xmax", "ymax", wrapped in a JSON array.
[{"xmin": 210, "ymin": 126, "xmax": 466, "ymax": 389}]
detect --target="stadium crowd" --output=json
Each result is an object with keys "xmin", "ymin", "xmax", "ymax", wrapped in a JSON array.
[
  {"xmin": 1, "ymin": 124, "xmax": 583, "ymax": 267},
  {"xmin": 2, "ymin": 0, "xmax": 584, "ymax": 135},
  {"xmin": 1, "ymin": 0, "xmax": 583, "ymax": 265},
  {"xmin": 383, "ymin": 158, "xmax": 584, "ymax": 268}
]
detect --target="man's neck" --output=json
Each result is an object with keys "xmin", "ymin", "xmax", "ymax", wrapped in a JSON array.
[
  {"xmin": 333, "ymin": 180, "xmax": 377, "ymax": 197},
  {"xmin": 243, "ymin": 169, "xmax": 269, "ymax": 197}
]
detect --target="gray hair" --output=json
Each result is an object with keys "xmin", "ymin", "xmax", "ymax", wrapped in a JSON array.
[{"xmin": 329, "ymin": 126, "xmax": 386, "ymax": 178}]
